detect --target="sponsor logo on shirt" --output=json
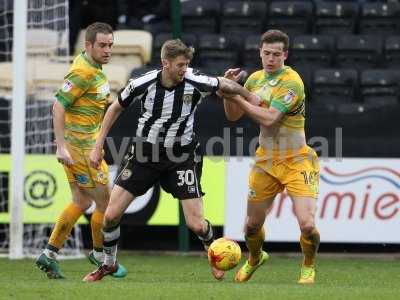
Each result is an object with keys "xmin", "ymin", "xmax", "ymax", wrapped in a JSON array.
[
  {"xmin": 121, "ymin": 169, "xmax": 132, "ymax": 180},
  {"xmin": 62, "ymin": 80, "xmax": 73, "ymax": 92},
  {"xmin": 283, "ymin": 89, "xmax": 296, "ymax": 105}
]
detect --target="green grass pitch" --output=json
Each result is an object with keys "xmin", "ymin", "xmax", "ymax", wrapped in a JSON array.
[{"xmin": 0, "ymin": 253, "xmax": 399, "ymax": 300}]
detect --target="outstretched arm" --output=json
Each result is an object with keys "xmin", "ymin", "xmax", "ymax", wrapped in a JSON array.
[
  {"xmin": 217, "ymin": 77, "xmax": 260, "ymax": 104},
  {"xmin": 90, "ymin": 100, "xmax": 124, "ymax": 168}
]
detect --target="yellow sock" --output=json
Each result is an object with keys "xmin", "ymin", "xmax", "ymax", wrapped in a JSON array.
[
  {"xmin": 300, "ymin": 228, "xmax": 320, "ymax": 267},
  {"xmin": 91, "ymin": 210, "xmax": 104, "ymax": 250},
  {"xmin": 245, "ymin": 227, "xmax": 265, "ymax": 265},
  {"xmin": 48, "ymin": 202, "xmax": 83, "ymax": 249}
]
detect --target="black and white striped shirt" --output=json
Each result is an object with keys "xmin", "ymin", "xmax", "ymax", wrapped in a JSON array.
[{"xmin": 118, "ymin": 68, "xmax": 219, "ymax": 148}]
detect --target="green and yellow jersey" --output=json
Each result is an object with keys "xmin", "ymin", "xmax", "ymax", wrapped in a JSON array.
[
  {"xmin": 55, "ymin": 52, "xmax": 110, "ymax": 149},
  {"xmin": 244, "ymin": 66, "xmax": 307, "ymax": 158}
]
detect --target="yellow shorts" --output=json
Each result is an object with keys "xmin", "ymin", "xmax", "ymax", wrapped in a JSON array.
[
  {"xmin": 248, "ymin": 146, "xmax": 320, "ymax": 201},
  {"xmin": 62, "ymin": 144, "xmax": 109, "ymax": 188}
]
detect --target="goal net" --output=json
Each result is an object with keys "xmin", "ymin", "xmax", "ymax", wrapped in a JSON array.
[{"xmin": 0, "ymin": 0, "xmax": 83, "ymax": 258}]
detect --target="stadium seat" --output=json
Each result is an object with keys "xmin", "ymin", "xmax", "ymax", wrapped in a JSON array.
[
  {"xmin": 360, "ymin": 69, "xmax": 400, "ymax": 108},
  {"xmin": 112, "ymin": 30, "xmax": 153, "ymax": 70},
  {"xmin": 359, "ymin": 2, "xmax": 400, "ymax": 36},
  {"xmin": 30, "ymin": 62, "xmax": 69, "ymax": 101},
  {"xmin": 314, "ymin": 2, "xmax": 359, "ymax": 36},
  {"xmin": 335, "ymin": 35, "xmax": 382, "ymax": 70},
  {"xmin": 266, "ymin": 1, "xmax": 313, "ymax": 37},
  {"xmin": 102, "ymin": 64, "xmax": 130, "ymax": 101},
  {"xmin": 26, "ymin": 29, "xmax": 59, "ymax": 58},
  {"xmin": 290, "ymin": 35, "xmax": 334, "ymax": 71},
  {"xmin": 384, "ymin": 36, "xmax": 400, "ymax": 69},
  {"xmin": 198, "ymin": 34, "xmax": 241, "ymax": 70},
  {"xmin": 242, "ymin": 35, "xmax": 261, "ymax": 70},
  {"xmin": 220, "ymin": 1, "xmax": 267, "ymax": 36},
  {"xmin": 181, "ymin": 0, "xmax": 220, "ymax": 34},
  {"xmin": 0, "ymin": 62, "xmax": 13, "ymax": 98},
  {"xmin": 312, "ymin": 68, "xmax": 358, "ymax": 110},
  {"xmin": 151, "ymin": 33, "xmax": 197, "ymax": 66},
  {"xmin": 73, "ymin": 29, "xmax": 86, "ymax": 56}
]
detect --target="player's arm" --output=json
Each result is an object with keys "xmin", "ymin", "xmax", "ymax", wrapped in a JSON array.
[
  {"xmin": 217, "ymin": 68, "xmax": 245, "ymax": 121},
  {"xmin": 217, "ymin": 77, "xmax": 260, "ymax": 104},
  {"xmin": 227, "ymin": 80, "xmax": 302, "ymax": 127},
  {"xmin": 186, "ymin": 68, "xmax": 258, "ymax": 105},
  {"xmin": 53, "ymin": 70, "xmax": 89, "ymax": 165},
  {"xmin": 90, "ymin": 100, "xmax": 124, "ymax": 168},
  {"xmin": 90, "ymin": 75, "xmax": 151, "ymax": 168},
  {"xmin": 52, "ymin": 101, "xmax": 73, "ymax": 165},
  {"xmin": 226, "ymin": 95, "xmax": 283, "ymax": 127}
]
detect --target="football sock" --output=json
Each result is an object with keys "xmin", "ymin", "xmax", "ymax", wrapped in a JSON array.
[
  {"xmin": 44, "ymin": 244, "xmax": 59, "ymax": 259},
  {"xmin": 90, "ymin": 210, "xmax": 104, "ymax": 252},
  {"xmin": 197, "ymin": 219, "xmax": 214, "ymax": 250},
  {"xmin": 245, "ymin": 227, "xmax": 265, "ymax": 266},
  {"xmin": 300, "ymin": 228, "xmax": 320, "ymax": 267},
  {"xmin": 48, "ymin": 202, "xmax": 83, "ymax": 250},
  {"xmin": 93, "ymin": 249, "xmax": 104, "ymax": 263},
  {"xmin": 103, "ymin": 224, "xmax": 120, "ymax": 266}
]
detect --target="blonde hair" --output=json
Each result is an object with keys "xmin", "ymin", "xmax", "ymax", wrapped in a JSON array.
[{"xmin": 161, "ymin": 39, "xmax": 194, "ymax": 61}]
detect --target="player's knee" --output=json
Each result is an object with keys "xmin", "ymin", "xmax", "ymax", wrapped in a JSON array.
[
  {"xmin": 245, "ymin": 221, "xmax": 263, "ymax": 237},
  {"xmin": 299, "ymin": 221, "xmax": 315, "ymax": 235}
]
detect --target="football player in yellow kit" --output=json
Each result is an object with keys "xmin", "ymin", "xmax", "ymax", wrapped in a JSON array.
[
  {"xmin": 220, "ymin": 30, "xmax": 320, "ymax": 284},
  {"xmin": 36, "ymin": 22, "xmax": 126, "ymax": 279}
]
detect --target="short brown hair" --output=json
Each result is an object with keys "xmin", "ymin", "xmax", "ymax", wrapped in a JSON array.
[
  {"xmin": 85, "ymin": 22, "xmax": 113, "ymax": 44},
  {"xmin": 161, "ymin": 39, "xmax": 194, "ymax": 61},
  {"xmin": 260, "ymin": 30, "xmax": 289, "ymax": 51}
]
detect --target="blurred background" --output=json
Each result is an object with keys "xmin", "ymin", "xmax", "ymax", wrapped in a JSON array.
[{"xmin": 0, "ymin": 0, "xmax": 399, "ymax": 258}]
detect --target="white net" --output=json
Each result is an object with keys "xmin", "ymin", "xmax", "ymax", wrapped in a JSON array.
[{"xmin": 0, "ymin": 0, "xmax": 83, "ymax": 258}]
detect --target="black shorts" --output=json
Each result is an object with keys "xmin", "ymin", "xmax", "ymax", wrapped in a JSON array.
[{"xmin": 115, "ymin": 142, "xmax": 204, "ymax": 200}]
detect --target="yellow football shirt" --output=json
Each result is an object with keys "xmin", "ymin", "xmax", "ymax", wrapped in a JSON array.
[
  {"xmin": 244, "ymin": 66, "xmax": 307, "ymax": 157},
  {"xmin": 55, "ymin": 52, "xmax": 110, "ymax": 149}
]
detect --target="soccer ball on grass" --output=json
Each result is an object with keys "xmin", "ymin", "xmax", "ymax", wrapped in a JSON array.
[{"xmin": 207, "ymin": 238, "xmax": 241, "ymax": 271}]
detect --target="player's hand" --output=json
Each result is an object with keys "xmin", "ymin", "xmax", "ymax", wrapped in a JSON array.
[
  {"xmin": 247, "ymin": 93, "xmax": 262, "ymax": 106},
  {"xmin": 56, "ymin": 146, "xmax": 74, "ymax": 166},
  {"xmin": 89, "ymin": 147, "xmax": 103, "ymax": 169},
  {"xmin": 224, "ymin": 68, "xmax": 247, "ymax": 82}
]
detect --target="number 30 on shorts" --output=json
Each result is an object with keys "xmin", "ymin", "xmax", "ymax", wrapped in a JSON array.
[{"xmin": 176, "ymin": 170, "xmax": 195, "ymax": 186}]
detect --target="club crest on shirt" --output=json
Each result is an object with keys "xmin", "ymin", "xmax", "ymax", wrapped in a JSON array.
[
  {"xmin": 268, "ymin": 79, "xmax": 278, "ymax": 86},
  {"xmin": 120, "ymin": 168, "xmax": 132, "ymax": 180},
  {"xmin": 62, "ymin": 80, "xmax": 73, "ymax": 92},
  {"xmin": 283, "ymin": 89, "xmax": 296, "ymax": 105},
  {"xmin": 183, "ymin": 94, "xmax": 192, "ymax": 105}
]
